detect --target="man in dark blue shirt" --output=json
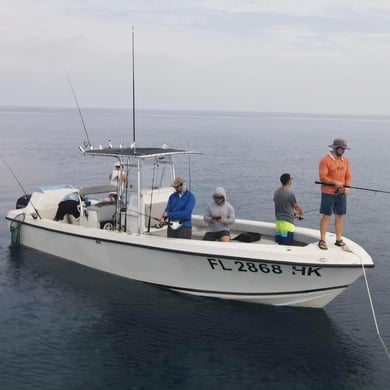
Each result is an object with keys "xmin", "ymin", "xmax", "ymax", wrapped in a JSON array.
[{"xmin": 160, "ymin": 176, "xmax": 196, "ymax": 239}]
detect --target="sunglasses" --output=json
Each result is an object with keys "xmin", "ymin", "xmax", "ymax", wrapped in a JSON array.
[{"xmin": 214, "ymin": 196, "xmax": 224, "ymax": 200}]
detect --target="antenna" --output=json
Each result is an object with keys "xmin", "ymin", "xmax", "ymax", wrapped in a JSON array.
[
  {"xmin": 131, "ymin": 27, "xmax": 136, "ymax": 144},
  {"xmin": 188, "ymin": 153, "xmax": 192, "ymax": 190},
  {"xmin": 65, "ymin": 72, "xmax": 91, "ymax": 147}
]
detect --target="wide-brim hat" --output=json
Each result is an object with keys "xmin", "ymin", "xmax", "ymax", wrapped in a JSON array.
[
  {"xmin": 115, "ymin": 162, "xmax": 121, "ymax": 167},
  {"xmin": 329, "ymin": 138, "xmax": 350, "ymax": 150}
]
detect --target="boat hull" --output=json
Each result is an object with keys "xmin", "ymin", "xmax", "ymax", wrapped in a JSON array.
[{"xmin": 6, "ymin": 213, "xmax": 372, "ymax": 308}]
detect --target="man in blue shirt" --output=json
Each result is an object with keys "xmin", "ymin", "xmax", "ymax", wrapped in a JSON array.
[{"xmin": 160, "ymin": 176, "xmax": 196, "ymax": 239}]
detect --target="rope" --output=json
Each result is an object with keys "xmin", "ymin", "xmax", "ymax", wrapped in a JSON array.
[{"xmin": 359, "ymin": 255, "xmax": 390, "ymax": 359}]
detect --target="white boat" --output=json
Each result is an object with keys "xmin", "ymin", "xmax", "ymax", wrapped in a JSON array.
[{"xmin": 6, "ymin": 145, "xmax": 374, "ymax": 308}]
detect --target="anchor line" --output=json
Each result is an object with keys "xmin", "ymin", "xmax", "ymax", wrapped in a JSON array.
[{"xmin": 359, "ymin": 254, "xmax": 390, "ymax": 360}]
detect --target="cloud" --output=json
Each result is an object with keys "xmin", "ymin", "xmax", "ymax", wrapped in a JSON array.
[{"xmin": 1, "ymin": 0, "xmax": 390, "ymax": 114}]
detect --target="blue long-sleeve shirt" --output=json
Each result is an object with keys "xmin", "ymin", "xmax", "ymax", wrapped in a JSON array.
[{"xmin": 164, "ymin": 190, "xmax": 195, "ymax": 228}]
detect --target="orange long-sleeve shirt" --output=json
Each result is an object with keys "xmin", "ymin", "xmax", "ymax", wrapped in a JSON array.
[{"xmin": 319, "ymin": 153, "xmax": 352, "ymax": 194}]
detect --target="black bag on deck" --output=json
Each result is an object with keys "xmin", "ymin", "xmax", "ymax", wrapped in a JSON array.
[{"xmin": 233, "ymin": 232, "xmax": 261, "ymax": 242}]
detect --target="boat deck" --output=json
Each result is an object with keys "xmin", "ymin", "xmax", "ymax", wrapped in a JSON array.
[{"xmin": 147, "ymin": 222, "xmax": 308, "ymax": 246}]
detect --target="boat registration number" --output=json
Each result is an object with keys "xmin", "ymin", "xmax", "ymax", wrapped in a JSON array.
[{"xmin": 207, "ymin": 258, "xmax": 322, "ymax": 277}]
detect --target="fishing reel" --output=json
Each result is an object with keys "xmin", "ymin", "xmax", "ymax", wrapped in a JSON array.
[
  {"xmin": 334, "ymin": 187, "xmax": 345, "ymax": 194},
  {"xmin": 154, "ymin": 219, "xmax": 183, "ymax": 230},
  {"xmin": 154, "ymin": 221, "xmax": 167, "ymax": 229}
]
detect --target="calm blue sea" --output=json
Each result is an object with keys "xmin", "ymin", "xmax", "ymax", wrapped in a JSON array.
[{"xmin": 1, "ymin": 107, "xmax": 390, "ymax": 389}]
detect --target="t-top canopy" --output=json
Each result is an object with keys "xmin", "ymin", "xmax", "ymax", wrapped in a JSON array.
[{"xmin": 84, "ymin": 146, "xmax": 201, "ymax": 159}]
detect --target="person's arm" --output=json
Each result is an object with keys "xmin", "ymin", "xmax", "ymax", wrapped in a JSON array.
[
  {"xmin": 294, "ymin": 203, "xmax": 304, "ymax": 215},
  {"xmin": 343, "ymin": 159, "xmax": 352, "ymax": 195},
  {"xmin": 122, "ymin": 172, "xmax": 128, "ymax": 186},
  {"xmin": 159, "ymin": 195, "xmax": 172, "ymax": 223},
  {"xmin": 319, "ymin": 157, "xmax": 333, "ymax": 183},
  {"xmin": 345, "ymin": 160, "xmax": 352, "ymax": 186},
  {"xmin": 203, "ymin": 206, "xmax": 213, "ymax": 224},
  {"xmin": 224, "ymin": 204, "xmax": 235, "ymax": 225}
]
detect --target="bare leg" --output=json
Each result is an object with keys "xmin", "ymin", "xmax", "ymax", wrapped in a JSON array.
[
  {"xmin": 320, "ymin": 214, "xmax": 330, "ymax": 241},
  {"xmin": 220, "ymin": 235, "xmax": 231, "ymax": 242},
  {"xmin": 335, "ymin": 214, "xmax": 344, "ymax": 241}
]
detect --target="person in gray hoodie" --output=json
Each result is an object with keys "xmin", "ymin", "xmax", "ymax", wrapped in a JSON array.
[{"xmin": 203, "ymin": 187, "xmax": 235, "ymax": 242}]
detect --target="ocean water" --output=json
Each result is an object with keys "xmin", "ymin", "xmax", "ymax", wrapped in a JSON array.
[{"xmin": 1, "ymin": 107, "xmax": 390, "ymax": 389}]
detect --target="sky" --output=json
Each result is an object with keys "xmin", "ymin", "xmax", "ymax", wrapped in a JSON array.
[{"xmin": 2, "ymin": 0, "xmax": 390, "ymax": 115}]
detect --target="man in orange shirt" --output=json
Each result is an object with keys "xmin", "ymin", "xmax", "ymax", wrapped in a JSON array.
[{"xmin": 318, "ymin": 138, "xmax": 352, "ymax": 250}]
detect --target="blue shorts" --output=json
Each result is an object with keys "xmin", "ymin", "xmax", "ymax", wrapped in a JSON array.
[{"xmin": 320, "ymin": 193, "xmax": 347, "ymax": 215}]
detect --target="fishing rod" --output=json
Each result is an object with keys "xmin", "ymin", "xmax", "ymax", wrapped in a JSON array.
[
  {"xmin": 127, "ymin": 208, "xmax": 179, "ymax": 229},
  {"xmin": 294, "ymin": 208, "xmax": 319, "ymax": 220},
  {"xmin": 1, "ymin": 156, "xmax": 41, "ymax": 219},
  {"xmin": 131, "ymin": 26, "xmax": 136, "ymax": 144},
  {"xmin": 65, "ymin": 72, "xmax": 92, "ymax": 147},
  {"xmin": 188, "ymin": 153, "xmax": 192, "ymax": 190},
  {"xmin": 315, "ymin": 181, "xmax": 390, "ymax": 195},
  {"xmin": 299, "ymin": 208, "xmax": 319, "ymax": 216},
  {"xmin": 147, "ymin": 163, "xmax": 157, "ymax": 232},
  {"xmin": 127, "ymin": 208, "xmax": 161, "ymax": 222},
  {"xmin": 304, "ymin": 208, "xmax": 319, "ymax": 213}
]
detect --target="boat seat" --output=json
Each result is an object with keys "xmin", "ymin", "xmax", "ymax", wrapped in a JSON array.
[{"xmin": 87, "ymin": 202, "xmax": 116, "ymax": 226}]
